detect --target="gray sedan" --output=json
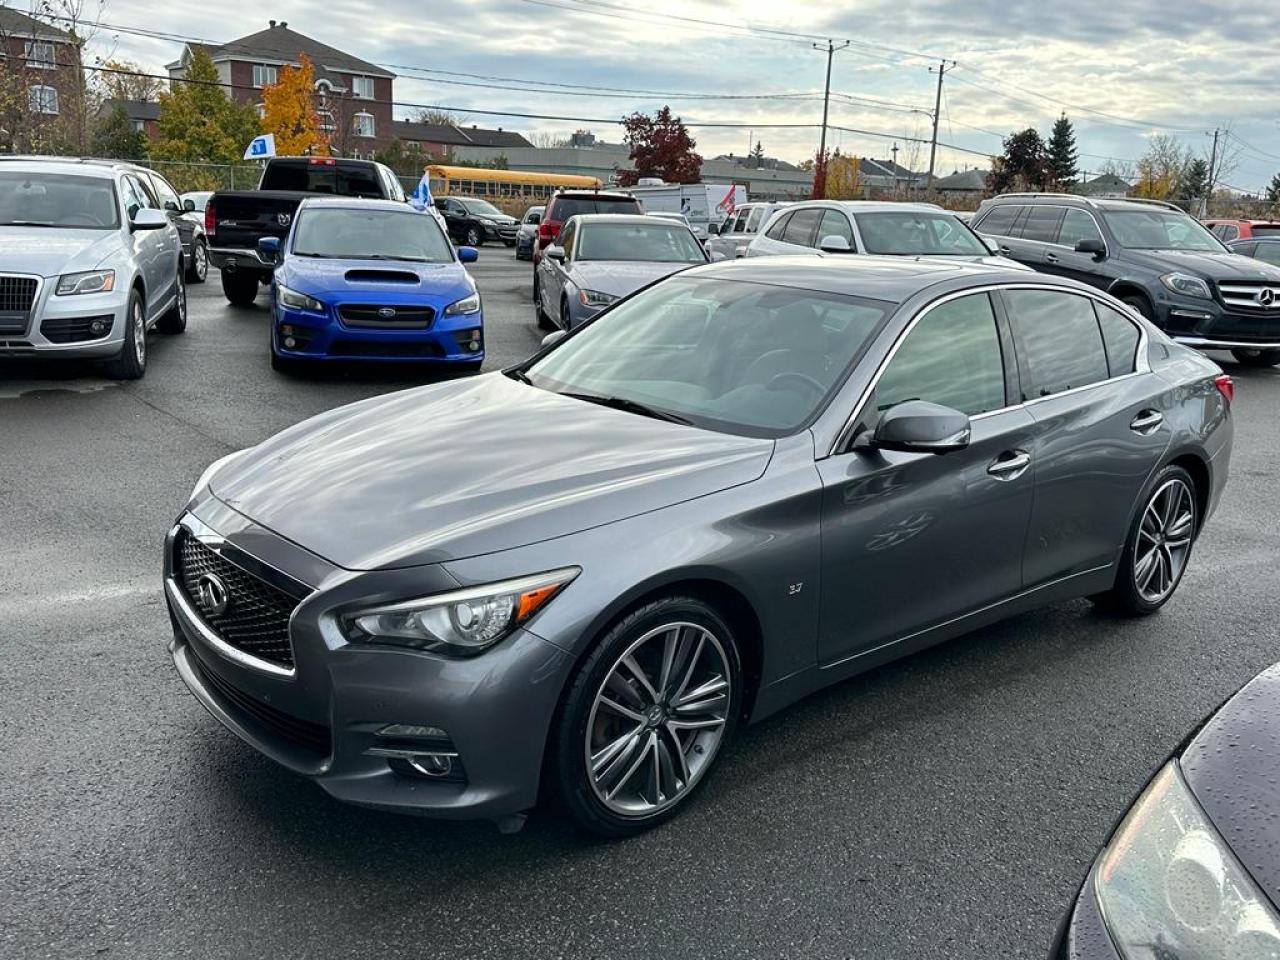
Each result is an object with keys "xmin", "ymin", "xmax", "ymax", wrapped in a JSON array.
[
  {"xmin": 168, "ymin": 257, "xmax": 1231, "ymax": 837},
  {"xmin": 534, "ymin": 213, "xmax": 707, "ymax": 331}
]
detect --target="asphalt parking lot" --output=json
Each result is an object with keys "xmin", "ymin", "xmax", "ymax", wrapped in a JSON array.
[{"xmin": 3, "ymin": 248, "xmax": 1280, "ymax": 960}]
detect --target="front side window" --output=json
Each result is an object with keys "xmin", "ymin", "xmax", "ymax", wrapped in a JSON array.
[
  {"xmin": 352, "ymin": 76, "xmax": 374, "ymax": 99},
  {"xmin": 782, "ymin": 208, "xmax": 822, "ymax": 246},
  {"xmin": 556, "ymin": 220, "xmax": 577, "ymax": 256},
  {"xmin": 28, "ymin": 85, "xmax": 58, "ymax": 115},
  {"xmin": 523, "ymin": 207, "xmax": 543, "ymax": 225},
  {"xmin": 352, "ymin": 112, "xmax": 375, "ymax": 138},
  {"xmin": 576, "ymin": 222, "xmax": 705, "ymax": 263},
  {"xmin": 120, "ymin": 176, "xmax": 150, "ymax": 219},
  {"xmin": 730, "ymin": 210, "xmax": 747, "ymax": 233},
  {"xmin": 873, "ymin": 293, "xmax": 1006, "ymax": 417},
  {"xmin": 854, "ymin": 211, "xmax": 989, "ymax": 256},
  {"xmin": 253, "ymin": 64, "xmax": 278, "ymax": 88},
  {"xmin": 747, "ymin": 206, "xmax": 768, "ymax": 231},
  {"xmin": 0, "ymin": 172, "xmax": 119, "ymax": 229},
  {"xmin": 764, "ymin": 211, "xmax": 792, "ymax": 240},
  {"xmin": 1094, "ymin": 302, "xmax": 1142, "ymax": 376},
  {"xmin": 149, "ymin": 174, "xmax": 181, "ymax": 211},
  {"xmin": 290, "ymin": 207, "xmax": 454, "ymax": 262},
  {"xmin": 973, "ymin": 204, "xmax": 1021, "ymax": 237},
  {"xmin": 525, "ymin": 277, "xmax": 890, "ymax": 436},
  {"xmin": 1102, "ymin": 209, "xmax": 1225, "ymax": 252},
  {"xmin": 1005, "ymin": 289, "xmax": 1110, "ymax": 399},
  {"xmin": 457, "ymin": 198, "xmax": 503, "ymax": 217},
  {"xmin": 24, "ymin": 41, "xmax": 55, "ymax": 68},
  {"xmin": 1057, "ymin": 209, "xmax": 1104, "ymax": 249},
  {"xmin": 818, "ymin": 209, "xmax": 855, "ymax": 247}
]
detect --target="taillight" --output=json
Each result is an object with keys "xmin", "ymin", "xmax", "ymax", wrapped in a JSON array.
[
  {"xmin": 538, "ymin": 220, "xmax": 558, "ymax": 243},
  {"xmin": 204, "ymin": 199, "xmax": 215, "ymax": 238},
  {"xmin": 308, "ymin": 157, "xmax": 337, "ymax": 165},
  {"xmin": 1214, "ymin": 374, "xmax": 1234, "ymax": 405}
]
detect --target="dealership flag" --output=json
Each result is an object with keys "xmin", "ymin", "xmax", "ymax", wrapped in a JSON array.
[
  {"xmin": 409, "ymin": 171, "xmax": 433, "ymax": 210},
  {"xmin": 243, "ymin": 133, "xmax": 276, "ymax": 160}
]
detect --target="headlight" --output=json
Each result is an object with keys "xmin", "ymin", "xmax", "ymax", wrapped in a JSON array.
[
  {"xmin": 276, "ymin": 283, "xmax": 324, "ymax": 312},
  {"xmin": 56, "ymin": 269, "xmax": 115, "ymax": 295},
  {"xmin": 480, "ymin": 218, "xmax": 496, "ymax": 226},
  {"xmin": 1094, "ymin": 762, "xmax": 1280, "ymax": 959},
  {"xmin": 1160, "ymin": 273, "xmax": 1213, "ymax": 300},
  {"xmin": 578, "ymin": 289, "xmax": 619, "ymax": 308},
  {"xmin": 342, "ymin": 567, "xmax": 579, "ymax": 657},
  {"xmin": 444, "ymin": 292, "xmax": 480, "ymax": 315},
  {"xmin": 188, "ymin": 448, "xmax": 249, "ymax": 501}
]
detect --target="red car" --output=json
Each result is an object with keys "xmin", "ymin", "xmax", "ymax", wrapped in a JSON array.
[
  {"xmin": 1203, "ymin": 218, "xmax": 1280, "ymax": 242},
  {"xmin": 533, "ymin": 190, "xmax": 640, "ymax": 267}
]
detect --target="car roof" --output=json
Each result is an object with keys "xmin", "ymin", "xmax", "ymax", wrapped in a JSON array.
[
  {"xmin": 680, "ymin": 254, "xmax": 1064, "ymax": 302},
  {"xmin": 1206, "ymin": 218, "xmax": 1280, "ymax": 225},
  {"xmin": 0, "ymin": 156, "xmax": 123, "ymax": 178},
  {"xmin": 570, "ymin": 213, "xmax": 683, "ymax": 226},
  {"xmin": 551, "ymin": 191, "xmax": 636, "ymax": 200},
  {"xmin": 981, "ymin": 192, "xmax": 1184, "ymax": 214},
  {"xmin": 784, "ymin": 200, "xmax": 946, "ymax": 214},
  {"xmin": 297, "ymin": 197, "xmax": 418, "ymax": 213}
]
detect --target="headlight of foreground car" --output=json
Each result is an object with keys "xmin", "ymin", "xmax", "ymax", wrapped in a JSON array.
[
  {"xmin": 342, "ymin": 567, "xmax": 579, "ymax": 657},
  {"xmin": 188, "ymin": 448, "xmax": 249, "ymax": 502},
  {"xmin": 276, "ymin": 284, "xmax": 324, "ymax": 312},
  {"xmin": 1094, "ymin": 762, "xmax": 1280, "ymax": 959},
  {"xmin": 444, "ymin": 292, "xmax": 480, "ymax": 315},
  {"xmin": 1160, "ymin": 272, "xmax": 1213, "ymax": 300},
  {"xmin": 578, "ymin": 289, "xmax": 619, "ymax": 308},
  {"xmin": 56, "ymin": 269, "xmax": 115, "ymax": 295}
]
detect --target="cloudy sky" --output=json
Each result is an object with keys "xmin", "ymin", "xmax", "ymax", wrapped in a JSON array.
[{"xmin": 85, "ymin": 0, "xmax": 1280, "ymax": 190}]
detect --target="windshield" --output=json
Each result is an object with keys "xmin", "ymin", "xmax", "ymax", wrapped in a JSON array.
[
  {"xmin": 1253, "ymin": 243, "xmax": 1280, "ymax": 267},
  {"xmin": 0, "ymin": 172, "xmax": 118, "ymax": 229},
  {"xmin": 1102, "ymin": 210, "xmax": 1226, "ymax": 251},
  {"xmin": 1250, "ymin": 225, "xmax": 1280, "ymax": 237},
  {"xmin": 853, "ymin": 211, "xmax": 988, "ymax": 256},
  {"xmin": 524, "ymin": 276, "xmax": 890, "ymax": 436},
  {"xmin": 182, "ymin": 192, "xmax": 210, "ymax": 212},
  {"xmin": 576, "ymin": 221, "xmax": 706, "ymax": 262},
  {"xmin": 458, "ymin": 198, "xmax": 504, "ymax": 217},
  {"xmin": 523, "ymin": 207, "xmax": 544, "ymax": 224},
  {"xmin": 291, "ymin": 208, "xmax": 454, "ymax": 262}
]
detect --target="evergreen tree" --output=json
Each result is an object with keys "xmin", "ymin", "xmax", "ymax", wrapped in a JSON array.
[
  {"xmin": 750, "ymin": 140, "xmax": 765, "ymax": 167},
  {"xmin": 1179, "ymin": 158, "xmax": 1210, "ymax": 205},
  {"xmin": 90, "ymin": 104, "xmax": 148, "ymax": 161},
  {"xmin": 1046, "ymin": 113, "xmax": 1078, "ymax": 186},
  {"xmin": 1267, "ymin": 172, "xmax": 1280, "ymax": 204}
]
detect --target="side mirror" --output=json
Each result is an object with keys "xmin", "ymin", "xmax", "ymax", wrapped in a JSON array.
[
  {"xmin": 130, "ymin": 208, "xmax": 168, "ymax": 231},
  {"xmin": 457, "ymin": 245, "xmax": 479, "ymax": 263},
  {"xmin": 541, "ymin": 330, "xmax": 567, "ymax": 348},
  {"xmin": 163, "ymin": 200, "xmax": 179, "ymax": 213},
  {"xmin": 545, "ymin": 245, "xmax": 566, "ymax": 263},
  {"xmin": 183, "ymin": 198, "xmax": 196, "ymax": 212},
  {"xmin": 872, "ymin": 400, "xmax": 971, "ymax": 454},
  {"xmin": 819, "ymin": 234, "xmax": 853, "ymax": 253},
  {"xmin": 257, "ymin": 236, "xmax": 281, "ymax": 263},
  {"xmin": 709, "ymin": 250, "xmax": 729, "ymax": 262},
  {"xmin": 981, "ymin": 236, "xmax": 1001, "ymax": 255},
  {"xmin": 706, "ymin": 222, "xmax": 720, "ymax": 236},
  {"xmin": 1075, "ymin": 237, "xmax": 1107, "ymax": 258}
]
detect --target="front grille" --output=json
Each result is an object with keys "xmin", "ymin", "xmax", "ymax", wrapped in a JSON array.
[
  {"xmin": 331, "ymin": 338, "xmax": 444, "ymax": 358},
  {"xmin": 177, "ymin": 534, "xmax": 298, "ymax": 669},
  {"xmin": 338, "ymin": 304, "xmax": 434, "ymax": 329},
  {"xmin": 0, "ymin": 340, "xmax": 34, "ymax": 354},
  {"xmin": 40, "ymin": 314, "xmax": 114, "ymax": 344},
  {"xmin": 0, "ymin": 275, "xmax": 37, "ymax": 334},
  {"xmin": 191, "ymin": 654, "xmax": 331, "ymax": 757},
  {"xmin": 1217, "ymin": 282, "xmax": 1280, "ymax": 313}
]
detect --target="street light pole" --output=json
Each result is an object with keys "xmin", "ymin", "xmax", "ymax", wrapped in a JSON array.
[{"xmin": 926, "ymin": 58, "xmax": 956, "ymax": 191}]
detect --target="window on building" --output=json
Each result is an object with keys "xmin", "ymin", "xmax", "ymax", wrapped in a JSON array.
[
  {"xmin": 24, "ymin": 41, "xmax": 55, "ymax": 68},
  {"xmin": 256, "ymin": 103, "xmax": 266, "ymax": 119},
  {"xmin": 131, "ymin": 119, "xmax": 145, "ymax": 132},
  {"xmin": 352, "ymin": 112, "xmax": 375, "ymax": 138},
  {"xmin": 252, "ymin": 64, "xmax": 278, "ymax": 88},
  {"xmin": 28, "ymin": 85, "xmax": 58, "ymax": 115},
  {"xmin": 352, "ymin": 76, "xmax": 374, "ymax": 99}
]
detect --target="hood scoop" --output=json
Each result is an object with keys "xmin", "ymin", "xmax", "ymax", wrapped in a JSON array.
[{"xmin": 344, "ymin": 269, "xmax": 420, "ymax": 284}]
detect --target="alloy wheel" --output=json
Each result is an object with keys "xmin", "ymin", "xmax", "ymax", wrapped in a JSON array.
[
  {"xmin": 194, "ymin": 243, "xmax": 207, "ymax": 280},
  {"xmin": 1133, "ymin": 477, "xmax": 1195, "ymax": 603},
  {"xmin": 585, "ymin": 621, "xmax": 732, "ymax": 817},
  {"xmin": 132, "ymin": 298, "xmax": 146, "ymax": 364}
]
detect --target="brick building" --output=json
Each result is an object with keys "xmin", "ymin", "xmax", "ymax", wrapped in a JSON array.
[{"xmin": 0, "ymin": 7, "xmax": 84, "ymax": 149}]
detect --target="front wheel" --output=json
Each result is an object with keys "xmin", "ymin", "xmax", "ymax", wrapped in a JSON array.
[
  {"xmin": 221, "ymin": 269, "xmax": 259, "ymax": 306},
  {"xmin": 464, "ymin": 226, "xmax": 483, "ymax": 247},
  {"xmin": 156, "ymin": 270, "xmax": 186, "ymax": 334},
  {"xmin": 104, "ymin": 289, "xmax": 146, "ymax": 380},
  {"xmin": 553, "ymin": 596, "xmax": 742, "ymax": 837},
  {"xmin": 1231, "ymin": 347, "xmax": 1280, "ymax": 367},
  {"xmin": 1092, "ymin": 464, "xmax": 1197, "ymax": 616},
  {"xmin": 186, "ymin": 240, "xmax": 208, "ymax": 283},
  {"xmin": 1120, "ymin": 294, "xmax": 1153, "ymax": 321}
]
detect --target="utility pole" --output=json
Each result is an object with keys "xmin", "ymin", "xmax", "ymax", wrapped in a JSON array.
[
  {"xmin": 1207, "ymin": 127, "xmax": 1221, "ymax": 193},
  {"xmin": 813, "ymin": 39, "xmax": 850, "ymax": 197},
  {"xmin": 926, "ymin": 59, "xmax": 956, "ymax": 191}
]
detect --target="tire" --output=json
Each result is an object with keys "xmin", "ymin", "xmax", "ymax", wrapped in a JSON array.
[
  {"xmin": 534, "ymin": 277, "xmax": 554, "ymax": 330},
  {"xmin": 221, "ymin": 269, "xmax": 259, "ymax": 306},
  {"xmin": 503, "ymin": 240, "xmax": 516, "ymax": 248},
  {"xmin": 1092, "ymin": 464, "xmax": 1198, "ymax": 616},
  {"xmin": 156, "ymin": 269, "xmax": 186, "ymax": 334},
  {"xmin": 1120, "ymin": 293, "xmax": 1154, "ymax": 321},
  {"xmin": 186, "ymin": 240, "xmax": 208, "ymax": 284},
  {"xmin": 560, "ymin": 299, "xmax": 572, "ymax": 332},
  {"xmin": 270, "ymin": 349, "xmax": 296, "ymax": 374},
  {"xmin": 1231, "ymin": 347, "xmax": 1280, "ymax": 367},
  {"xmin": 104, "ymin": 288, "xmax": 146, "ymax": 380},
  {"xmin": 464, "ymin": 226, "xmax": 482, "ymax": 247},
  {"xmin": 553, "ymin": 595, "xmax": 743, "ymax": 838},
  {"xmin": 456, "ymin": 359, "xmax": 483, "ymax": 373}
]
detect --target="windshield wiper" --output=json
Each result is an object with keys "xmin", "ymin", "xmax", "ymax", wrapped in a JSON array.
[
  {"xmin": 3, "ymin": 220, "xmax": 56, "ymax": 226},
  {"xmin": 505, "ymin": 368, "xmax": 533, "ymax": 385},
  {"xmin": 559, "ymin": 391, "xmax": 693, "ymax": 425}
]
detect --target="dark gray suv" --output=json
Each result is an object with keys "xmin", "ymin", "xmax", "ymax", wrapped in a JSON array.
[{"xmin": 973, "ymin": 194, "xmax": 1280, "ymax": 367}]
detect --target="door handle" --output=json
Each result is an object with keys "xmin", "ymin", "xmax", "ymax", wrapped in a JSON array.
[
  {"xmin": 988, "ymin": 450, "xmax": 1031, "ymax": 481},
  {"xmin": 998, "ymin": 245, "xmax": 1012, "ymax": 255},
  {"xmin": 1130, "ymin": 410, "xmax": 1164, "ymax": 434},
  {"xmin": 1045, "ymin": 253, "xmax": 1060, "ymax": 264}
]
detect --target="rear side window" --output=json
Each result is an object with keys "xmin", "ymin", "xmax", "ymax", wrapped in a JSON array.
[
  {"xmin": 1057, "ymin": 209, "xmax": 1104, "ymax": 248},
  {"xmin": 765, "ymin": 211, "xmax": 793, "ymax": 240},
  {"xmin": 818, "ymin": 209, "xmax": 854, "ymax": 247},
  {"xmin": 1005, "ymin": 289, "xmax": 1110, "ymax": 399},
  {"xmin": 782, "ymin": 208, "xmax": 822, "ymax": 246},
  {"xmin": 1094, "ymin": 302, "xmax": 1142, "ymax": 375},
  {"xmin": 1021, "ymin": 206, "xmax": 1065, "ymax": 243},
  {"xmin": 1255, "ymin": 243, "xmax": 1280, "ymax": 267},
  {"xmin": 1219, "ymin": 224, "xmax": 1240, "ymax": 241},
  {"xmin": 974, "ymin": 204, "xmax": 1020, "ymax": 236},
  {"xmin": 874, "ymin": 293, "xmax": 1006, "ymax": 416},
  {"xmin": 1251, "ymin": 225, "xmax": 1280, "ymax": 237}
]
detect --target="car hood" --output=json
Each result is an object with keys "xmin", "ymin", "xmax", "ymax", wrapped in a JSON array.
[
  {"xmin": 1124, "ymin": 248, "xmax": 1280, "ymax": 281},
  {"xmin": 1180, "ymin": 663, "xmax": 1280, "ymax": 905},
  {"xmin": 279, "ymin": 257, "xmax": 474, "ymax": 302},
  {"xmin": 570, "ymin": 260, "xmax": 702, "ymax": 296},
  {"xmin": 0, "ymin": 228, "xmax": 122, "ymax": 278},
  {"xmin": 209, "ymin": 373, "xmax": 772, "ymax": 569}
]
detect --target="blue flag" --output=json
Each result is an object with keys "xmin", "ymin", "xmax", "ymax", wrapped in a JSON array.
[
  {"xmin": 409, "ymin": 171, "xmax": 433, "ymax": 210},
  {"xmin": 243, "ymin": 133, "xmax": 276, "ymax": 160}
]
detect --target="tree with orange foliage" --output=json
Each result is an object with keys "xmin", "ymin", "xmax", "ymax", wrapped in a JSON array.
[{"xmin": 260, "ymin": 53, "xmax": 327, "ymax": 156}]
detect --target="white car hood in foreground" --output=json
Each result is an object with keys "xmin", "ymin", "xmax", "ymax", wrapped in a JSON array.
[{"xmin": 0, "ymin": 228, "xmax": 122, "ymax": 278}]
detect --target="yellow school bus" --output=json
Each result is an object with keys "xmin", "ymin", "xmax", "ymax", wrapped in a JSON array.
[{"xmin": 426, "ymin": 165, "xmax": 602, "ymax": 201}]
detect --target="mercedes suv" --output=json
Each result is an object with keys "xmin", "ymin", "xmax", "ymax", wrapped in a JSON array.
[{"xmin": 973, "ymin": 194, "xmax": 1280, "ymax": 367}]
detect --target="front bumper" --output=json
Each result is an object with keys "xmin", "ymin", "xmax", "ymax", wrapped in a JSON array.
[
  {"xmin": 164, "ymin": 505, "xmax": 575, "ymax": 819},
  {"xmin": 1052, "ymin": 865, "xmax": 1120, "ymax": 959},
  {"xmin": 271, "ymin": 299, "xmax": 485, "ymax": 364},
  {"xmin": 0, "ymin": 273, "xmax": 129, "ymax": 359},
  {"xmin": 1155, "ymin": 294, "xmax": 1280, "ymax": 348},
  {"xmin": 485, "ymin": 223, "xmax": 519, "ymax": 243}
]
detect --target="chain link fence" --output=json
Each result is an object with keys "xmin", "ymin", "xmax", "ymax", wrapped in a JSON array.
[{"xmin": 142, "ymin": 160, "xmax": 264, "ymax": 193}]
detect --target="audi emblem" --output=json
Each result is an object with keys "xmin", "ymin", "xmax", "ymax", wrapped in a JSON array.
[{"xmin": 195, "ymin": 572, "xmax": 230, "ymax": 617}]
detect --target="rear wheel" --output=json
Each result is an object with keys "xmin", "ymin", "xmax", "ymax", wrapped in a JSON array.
[
  {"xmin": 1092, "ymin": 464, "xmax": 1197, "ymax": 616},
  {"xmin": 553, "ymin": 596, "xmax": 742, "ymax": 837},
  {"xmin": 221, "ymin": 269, "xmax": 259, "ymax": 306},
  {"xmin": 104, "ymin": 289, "xmax": 146, "ymax": 380},
  {"xmin": 1231, "ymin": 347, "xmax": 1280, "ymax": 367},
  {"xmin": 186, "ymin": 240, "xmax": 208, "ymax": 283}
]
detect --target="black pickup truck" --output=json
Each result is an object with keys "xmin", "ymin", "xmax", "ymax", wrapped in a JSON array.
[{"xmin": 205, "ymin": 156, "xmax": 406, "ymax": 305}]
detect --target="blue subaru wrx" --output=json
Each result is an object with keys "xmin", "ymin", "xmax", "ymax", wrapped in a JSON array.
[{"xmin": 261, "ymin": 198, "xmax": 483, "ymax": 371}]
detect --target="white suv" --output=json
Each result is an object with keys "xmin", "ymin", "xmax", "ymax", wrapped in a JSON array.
[{"xmin": 0, "ymin": 157, "xmax": 186, "ymax": 379}]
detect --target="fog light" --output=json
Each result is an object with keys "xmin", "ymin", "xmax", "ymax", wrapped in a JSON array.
[
  {"xmin": 284, "ymin": 336, "xmax": 297, "ymax": 348},
  {"xmin": 89, "ymin": 318, "xmax": 107, "ymax": 335},
  {"xmin": 468, "ymin": 340, "xmax": 481, "ymax": 352},
  {"xmin": 408, "ymin": 754, "xmax": 454, "ymax": 778}
]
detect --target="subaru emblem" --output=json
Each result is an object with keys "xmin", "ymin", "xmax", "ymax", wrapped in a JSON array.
[
  {"xmin": 195, "ymin": 572, "xmax": 230, "ymax": 617},
  {"xmin": 377, "ymin": 307, "xmax": 396, "ymax": 319}
]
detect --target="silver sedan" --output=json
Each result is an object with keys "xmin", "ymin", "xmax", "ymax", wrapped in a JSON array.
[{"xmin": 534, "ymin": 214, "xmax": 708, "ymax": 331}]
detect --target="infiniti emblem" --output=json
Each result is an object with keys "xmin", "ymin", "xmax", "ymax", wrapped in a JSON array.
[
  {"xmin": 377, "ymin": 307, "xmax": 396, "ymax": 318},
  {"xmin": 196, "ymin": 572, "xmax": 230, "ymax": 617},
  {"xmin": 1260, "ymin": 288, "xmax": 1276, "ymax": 308},
  {"xmin": 276, "ymin": 212, "xmax": 291, "ymax": 227}
]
